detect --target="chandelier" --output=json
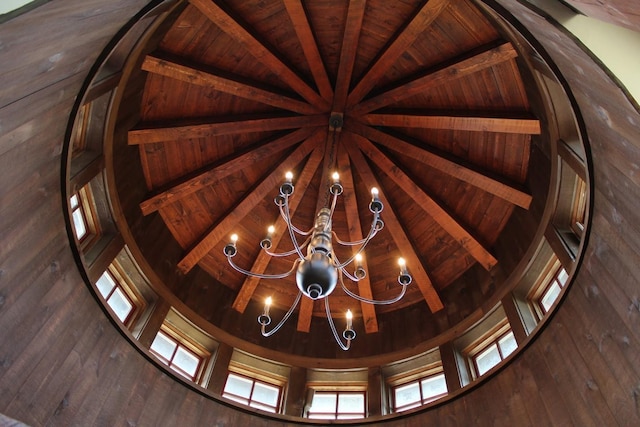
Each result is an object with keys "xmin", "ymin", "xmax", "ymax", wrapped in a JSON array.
[{"xmin": 223, "ymin": 145, "xmax": 412, "ymax": 350}]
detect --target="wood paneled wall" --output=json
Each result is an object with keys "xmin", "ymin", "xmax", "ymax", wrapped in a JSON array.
[{"xmin": 1, "ymin": 0, "xmax": 639, "ymax": 426}]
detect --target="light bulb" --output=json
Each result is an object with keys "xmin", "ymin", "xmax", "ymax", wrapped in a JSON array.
[
  {"xmin": 263, "ymin": 296, "xmax": 272, "ymax": 316},
  {"xmin": 285, "ymin": 171, "xmax": 293, "ymax": 181},
  {"xmin": 346, "ymin": 309, "xmax": 353, "ymax": 330},
  {"xmin": 332, "ymin": 171, "xmax": 340, "ymax": 182},
  {"xmin": 371, "ymin": 187, "xmax": 379, "ymax": 197},
  {"xmin": 230, "ymin": 234, "xmax": 238, "ymax": 243},
  {"xmin": 267, "ymin": 225, "xmax": 275, "ymax": 235}
]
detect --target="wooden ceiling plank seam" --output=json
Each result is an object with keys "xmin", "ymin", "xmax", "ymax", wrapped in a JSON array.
[
  {"xmin": 283, "ymin": 0, "xmax": 334, "ymax": 101},
  {"xmin": 188, "ymin": 0, "xmax": 330, "ymax": 110},
  {"xmin": 362, "ymin": 112, "xmax": 541, "ymax": 135},
  {"xmin": 342, "ymin": 136, "xmax": 444, "ymax": 312},
  {"xmin": 350, "ymin": 132, "xmax": 498, "ymax": 271},
  {"xmin": 336, "ymin": 146, "xmax": 379, "ymax": 333},
  {"xmin": 177, "ymin": 136, "xmax": 319, "ymax": 273},
  {"xmin": 139, "ymin": 127, "xmax": 319, "ymax": 215},
  {"xmin": 141, "ymin": 54, "xmax": 320, "ymax": 115},
  {"xmin": 345, "ymin": 122, "xmax": 532, "ymax": 209},
  {"xmin": 128, "ymin": 114, "xmax": 327, "ymax": 145},
  {"xmin": 332, "ymin": 0, "xmax": 367, "ymax": 112},
  {"xmin": 232, "ymin": 141, "xmax": 326, "ymax": 312},
  {"xmin": 347, "ymin": 0, "xmax": 450, "ymax": 107},
  {"xmin": 348, "ymin": 41, "xmax": 518, "ymax": 116}
]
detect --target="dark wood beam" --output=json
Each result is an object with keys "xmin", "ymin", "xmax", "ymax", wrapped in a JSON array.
[
  {"xmin": 346, "ymin": 122, "xmax": 532, "ymax": 209},
  {"xmin": 347, "ymin": 0, "xmax": 449, "ymax": 107},
  {"xmin": 139, "ymin": 127, "xmax": 318, "ymax": 215},
  {"xmin": 337, "ymin": 146, "xmax": 379, "ymax": 333},
  {"xmin": 128, "ymin": 114, "xmax": 326, "ymax": 145},
  {"xmin": 142, "ymin": 54, "xmax": 319, "ymax": 115},
  {"xmin": 351, "ymin": 132, "xmax": 498, "ymax": 271},
  {"xmin": 332, "ymin": 0, "xmax": 367, "ymax": 112},
  {"xmin": 177, "ymin": 136, "xmax": 318, "ymax": 273},
  {"xmin": 189, "ymin": 0, "xmax": 329, "ymax": 110},
  {"xmin": 232, "ymin": 141, "xmax": 325, "ymax": 312},
  {"xmin": 362, "ymin": 112, "xmax": 541, "ymax": 135},
  {"xmin": 343, "ymin": 138, "xmax": 444, "ymax": 312},
  {"xmin": 349, "ymin": 42, "xmax": 518, "ymax": 116},
  {"xmin": 283, "ymin": 0, "xmax": 333, "ymax": 101}
]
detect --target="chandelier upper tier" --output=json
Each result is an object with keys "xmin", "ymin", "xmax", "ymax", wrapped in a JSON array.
[{"xmin": 223, "ymin": 129, "xmax": 412, "ymax": 351}]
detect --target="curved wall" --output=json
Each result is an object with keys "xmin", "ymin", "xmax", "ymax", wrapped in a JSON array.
[{"xmin": 0, "ymin": 0, "xmax": 639, "ymax": 426}]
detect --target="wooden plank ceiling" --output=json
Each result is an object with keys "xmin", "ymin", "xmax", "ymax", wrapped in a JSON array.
[{"xmin": 131, "ymin": 0, "xmax": 536, "ymax": 335}]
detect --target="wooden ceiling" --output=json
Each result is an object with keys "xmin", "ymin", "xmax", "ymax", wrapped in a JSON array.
[{"xmin": 130, "ymin": 0, "xmax": 536, "ymax": 337}]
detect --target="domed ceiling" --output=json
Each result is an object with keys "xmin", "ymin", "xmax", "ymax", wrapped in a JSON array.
[{"xmin": 120, "ymin": 0, "xmax": 542, "ymax": 360}]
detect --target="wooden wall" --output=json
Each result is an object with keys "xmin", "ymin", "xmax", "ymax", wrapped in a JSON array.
[{"xmin": 1, "ymin": 0, "xmax": 639, "ymax": 426}]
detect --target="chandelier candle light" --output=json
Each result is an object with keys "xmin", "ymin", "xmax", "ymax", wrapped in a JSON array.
[{"xmin": 224, "ymin": 170, "xmax": 412, "ymax": 350}]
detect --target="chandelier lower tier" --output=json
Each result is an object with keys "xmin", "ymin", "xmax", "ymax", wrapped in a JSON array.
[{"xmin": 223, "ymin": 170, "xmax": 412, "ymax": 350}]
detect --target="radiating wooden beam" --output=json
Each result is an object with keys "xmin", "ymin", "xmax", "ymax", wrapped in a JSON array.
[
  {"xmin": 296, "ymin": 296, "xmax": 314, "ymax": 333},
  {"xmin": 343, "ymin": 139, "xmax": 444, "ymax": 312},
  {"xmin": 189, "ymin": 0, "xmax": 329, "ymax": 110},
  {"xmin": 232, "ymin": 142, "xmax": 325, "ymax": 312},
  {"xmin": 362, "ymin": 112, "xmax": 541, "ymax": 135},
  {"xmin": 142, "ymin": 54, "xmax": 319, "ymax": 115},
  {"xmin": 283, "ymin": 0, "xmax": 333, "ymax": 101},
  {"xmin": 128, "ymin": 114, "xmax": 326, "ymax": 145},
  {"xmin": 349, "ymin": 42, "xmax": 518, "ymax": 116},
  {"xmin": 347, "ymin": 0, "xmax": 449, "ymax": 107},
  {"xmin": 351, "ymin": 132, "xmax": 498, "ymax": 271},
  {"xmin": 332, "ymin": 0, "xmax": 367, "ymax": 112},
  {"xmin": 139, "ymin": 127, "xmax": 318, "ymax": 215},
  {"xmin": 346, "ymin": 122, "xmax": 532, "ymax": 209},
  {"xmin": 177, "ymin": 136, "xmax": 318, "ymax": 274},
  {"xmin": 337, "ymin": 147, "xmax": 379, "ymax": 333}
]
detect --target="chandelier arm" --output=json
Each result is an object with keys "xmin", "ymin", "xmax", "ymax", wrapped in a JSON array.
[
  {"xmin": 328, "ymin": 190, "xmax": 339, "ymax": 221},
  {"xmin": 332, "ymin": 231, "xmax": 368, "ymax": 246},
  {"xmin": 278, "ymin": 202, "xmax": 313, "ymax": 236},
  {"xmin": 261, "ymin": 292, "xmax": 303, "ymax": 337},
  {"xmin": 264, "ymin": 236, "xmax": 312, "ymax": 257},
  {"xmin": 227, "ymin": 257, "xmax": 299, "ymax": 279},
  {"xmin": 334, "ymin": 215, "xmax": 380, "ymax": 269},
  {"xmin": 283, "ymin": 197, "xmax": 307, "ymax": 259},
  {"xmin": 324, "ymin": 297, "xmax": 351, "ymax": 351},
  {"xmin": 339, "ymin": 266, "xmax": 361, "ymax": 282},
  {"xmin": 339, "ymin": 273, "xmax": 409, "ymax": 305}
]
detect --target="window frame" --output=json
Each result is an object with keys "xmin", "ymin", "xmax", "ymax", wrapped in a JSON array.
[
  {"xmin": 569, "ymin": 177, "xmax": 587, "ymax": 237},
  {"xmin": 69, "ymin": 185, "xmax": 101, "ymax": 249},
  {"xmin": 95, "ymin": 263, "xmax": 145, "ymax": 328},
  {"xmin": 527, "ymin": 258, "xmax": 568, "ymax": 321},
  {"xmin": 465, "ymin": 322, "xmax": 517, "ymax": 379},
  {"xmin": 222, "ymin": 371, "xmax": 284, "ymax": 414},
  {"xmin": 149, "ymin": 325, "xmax": 211, "ymax": 384},
  {"xmin": 388, "ymin": 365, "xmax": 447, "ymax": 412},
  {"xmin": 70, "ymin": 102, "xmax": 90, "ymax": 157},
  {"xmin": 305, "ymin": 388, "xmax": 367, "ymax": 420}
]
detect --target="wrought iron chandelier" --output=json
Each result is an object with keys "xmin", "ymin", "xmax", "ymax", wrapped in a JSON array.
[{"xmin": 223, "ymin": 127, "xmax": 412, "ymax": 350}]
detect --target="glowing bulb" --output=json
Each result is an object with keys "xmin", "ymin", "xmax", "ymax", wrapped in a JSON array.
[
  {"xmin": 230, "ymin": 234, "xmax": 238, "ymax": 243},
  {"xmin": 398, "ymin": 257, "xmax": 406, "ymax": 267},
  {"xmin": 267, "ymin": 225, "xmax": 275, "ymax": 235},
  {"xmin": 263, "ymin": 296, "xmax": 273, "ymax": 317},
  {"xmin": 265, "ymin": 296, "xmax": 272, "ymax": 307},
  {"xmin": 285, "ymin": 171, "xmax": 293, "ymax": 181},
  {"xmin": 371, "ymin": 187, "xmax": 379, "ymax": 197},
  {"xmin": 355, "ymin": 253, "xmax": 363, "ymax": 263},
  {"xmin": 346, "ymin": 309, "xmax": 353, "ymax": 320},
  {"xmin": 332, "ymin": 171, "xmax": 340, "ymax": 182}
]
